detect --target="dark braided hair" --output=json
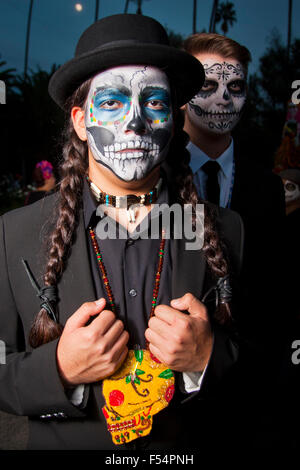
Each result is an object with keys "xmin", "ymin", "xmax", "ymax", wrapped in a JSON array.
[
  {"xmin": 29, "ymin": 78, "xmax": 231, "ymax": 348},
  {"xmin": 29, "ymin": 80, "xmax": 91, "ymax": 348}
]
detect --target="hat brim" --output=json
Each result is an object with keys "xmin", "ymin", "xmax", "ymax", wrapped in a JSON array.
[{"xmin": 48, "ymin": 42, "xmax": 205, "ymax": 110}]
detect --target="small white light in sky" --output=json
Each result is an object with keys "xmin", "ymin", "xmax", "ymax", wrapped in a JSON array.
[{"xmin": 75, "ymin": 3, "xmax": 83, "ymax": 12}]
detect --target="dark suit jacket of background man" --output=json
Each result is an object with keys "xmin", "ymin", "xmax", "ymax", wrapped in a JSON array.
[{"xmin": 229, "ymin": 142, "xmax": 287, "ymax": 351}]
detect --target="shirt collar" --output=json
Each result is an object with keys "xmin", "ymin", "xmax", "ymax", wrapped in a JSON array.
[{"xmin": 188, "ymin": 139, "xmax": 234, "ymax": 179}]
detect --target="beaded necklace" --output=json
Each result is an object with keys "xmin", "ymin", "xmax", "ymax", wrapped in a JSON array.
[
  {"xmin": 87, "ymin": 176, "xmax": 162, "ymax": 223},
  {"xmin": 88, "ymin": 228, "xmax": 175, "ymax": 445},
  {"xmin": 88, "ymin": 227, "xmax": 166, "ymax": 323}
]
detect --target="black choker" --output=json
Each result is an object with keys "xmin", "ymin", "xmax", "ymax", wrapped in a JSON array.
[{"xmin": 87, "ymin": 177, "xmax": 162, "ymax": 223}]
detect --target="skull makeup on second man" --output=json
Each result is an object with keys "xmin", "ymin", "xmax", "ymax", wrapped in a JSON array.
[
  {"xmin": 186, "ymin": 56, "xmax": 247, "ymax": 134},
  {"xmin": 85, "ymin": 65, "xmax": 173, "ymax": 181}
]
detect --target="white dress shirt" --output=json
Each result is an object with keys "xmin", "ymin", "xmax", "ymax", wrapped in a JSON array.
[{"xmin": 188, "ymin": 139, "xmax": 234, "ymax": 208}]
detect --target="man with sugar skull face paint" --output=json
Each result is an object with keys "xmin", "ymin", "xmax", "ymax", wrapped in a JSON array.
[
  {"xmin": 0, "ymin": 16, "xmax": 251, "ymax": 451},
  {"xmin": 183, "ymin": 33, "xmax": 288, "ymax": 371},
  {"xmin": 183, "ymin": 34, "xmax": 250, "ymax": 208},
  {"xmin": 85, "ymin": 65, "xmax": 173, "ymax": 182},
  {"xmin": 187, "ymin": 60, "xmax": 247, "ymax": 136}
]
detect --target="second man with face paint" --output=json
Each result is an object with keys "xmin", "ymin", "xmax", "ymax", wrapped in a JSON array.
[{"xmin": 183, "ymin": 33, "xmax": 288, "ymax": 369}]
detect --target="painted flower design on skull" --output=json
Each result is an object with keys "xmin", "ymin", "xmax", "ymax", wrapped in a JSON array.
[
  {"xmin": 85, "ymin": 65, "xmax": 173, "ymax": 181},
  {"xmin": 102, "ymin": 349, "xmax": 175, "ymax": 445},
  {"xmin": 187, "ymin": 57, "xmax": 247, "ymax": 134}
]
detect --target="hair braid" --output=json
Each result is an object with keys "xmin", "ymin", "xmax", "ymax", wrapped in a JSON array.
[
  {"xmin": 29, "ymin": 83, "xmax": 90, "ymax": 348},
  {"xmin": 44, "ymin": 129, "xmax": 88, "ymax": 285},
  {"xmin": 166, "ymin": 110, "xmax": 231, "ymax": 324}
]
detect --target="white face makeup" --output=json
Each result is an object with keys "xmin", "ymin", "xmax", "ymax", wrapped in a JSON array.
[
  {"xmin": 85, "ymin": 65, "xmax": 173, "ymax": 181},
  {"xmin": 187, "ymin": 55, "xmax": 247, "ymax": 134},
  {"xmin": 283, "ymin": 179, "xmax": 300, "ymax": 204}
]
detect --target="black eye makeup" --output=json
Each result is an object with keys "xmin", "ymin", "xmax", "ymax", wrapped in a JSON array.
[
  {"xmin": 195, "ymin": 80, "xmax": 218, "ymax": 98},
  {"xmin": 202, "ymin": 80, "xmax": 218, "ymax": 92},
  {"xmin": 227, "ymin": 80, "xmax": 246, "ymax": 95}
]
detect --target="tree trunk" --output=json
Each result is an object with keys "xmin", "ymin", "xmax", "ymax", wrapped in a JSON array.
[
  {"xmin": 124, "ymin": 0, "xmax": 130, "ymax": 13},
  {"xmin": 287, "ymin": 0, "xmax": 293, "ymax": 61},
  {"xmin": 94, "ymin": 0, "xmax": 99, "ymax": 22},
  {"xmin": 137, "ymin": 0, "xmax": 142, "ymax": 14},
  {"xmin": 193, "ymin": 0, "xmax": 197, "ymax": 33},
  {"xmin": 209, "ymin": 0, "xmax": 219, "ymax": 33},
  {"xmin": 24, "ymin": 0, "xmax": 34, "ymax": 78}
]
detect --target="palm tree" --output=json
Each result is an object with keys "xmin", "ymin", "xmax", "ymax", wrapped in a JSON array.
[
  {"xmin": 164, "ymin": 27, "xmax": 185, "ymax": 48},
  {"xmin": 193, "ymin": 0, "xmax": 197, "ymax": 33},
  {"xmin": 209, "ymin": 0, "xmax": 219, "ymax": 32},
  {"xmin": 95, "ymin": 0, "xmax": 100, "ymax": 22},
  {"xmin": 287, "ymin": 0, "xmax": 293, "ymax": 61},
  {"xmin": 215, "ymin": 1, "xmax": 236, "ymax": 36},
  {"xmin": 124, "ymin": 0, "xmax": 151, "ymax": 15},
  {"xmin": 24, "ymin": 0, "xmax": 34, "ymax": 77},
  {"xmin": 0, "ymin": 59, "xmax": 16, "ymax": 83}
]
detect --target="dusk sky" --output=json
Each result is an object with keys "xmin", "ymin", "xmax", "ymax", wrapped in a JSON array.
[{"xmin": 0, "ymin": 0, "xmax": 299, "ymax": 78}]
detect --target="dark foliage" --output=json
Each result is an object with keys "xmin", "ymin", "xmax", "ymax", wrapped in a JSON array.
[{"xmin": 233, "ymin": 32, "xmax": 300, "ymax": 168}]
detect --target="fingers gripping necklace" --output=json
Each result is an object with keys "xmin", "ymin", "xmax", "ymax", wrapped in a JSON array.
[
  {"xmin": 89, "ymin": 228, "xmax": 175, "ymax": 445},
  {"xmin": 87, "ymin": 176, "xmax": 163, "ymax": 223}
]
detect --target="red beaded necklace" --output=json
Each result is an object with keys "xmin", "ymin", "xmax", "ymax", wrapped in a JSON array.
[
  {"xmin": 88, "ymin": 227, "xmax": 166, "ymax": 335},
  {"xmin": 89, "ymin": 228, "xmax": 175, "ymax": 446}
]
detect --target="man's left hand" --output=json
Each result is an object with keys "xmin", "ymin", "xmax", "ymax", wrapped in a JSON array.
[{"xmin": 145, "ymin": 293, "xmax": 213, "ymax": 372}]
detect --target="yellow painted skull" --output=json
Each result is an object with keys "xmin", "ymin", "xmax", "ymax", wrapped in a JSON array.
[{"xmin": 102, "ymin": 349, "xmax": 175, "ymax": 445}]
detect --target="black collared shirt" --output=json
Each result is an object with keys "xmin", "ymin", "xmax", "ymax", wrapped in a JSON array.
[{"xmin": 82, "ymin": 178, "xmax": 172, "ymax": 348}]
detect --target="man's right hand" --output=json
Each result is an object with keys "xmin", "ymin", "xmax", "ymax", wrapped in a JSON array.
[{"xmin": 56, "ymin": 298, "xmax": 129, "ymax": 386}]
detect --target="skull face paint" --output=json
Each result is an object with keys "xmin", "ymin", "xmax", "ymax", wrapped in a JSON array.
[
  {"xmin": 187, "ymin": 56, "xmax": 247, "ymax": 134},
  {"xmin": 283, "ymin": 179, "xmax": 300, "ymax": 204},
  {"xmin": 85, "ymin": 65, "xmax": 173, "ymax": 181}
]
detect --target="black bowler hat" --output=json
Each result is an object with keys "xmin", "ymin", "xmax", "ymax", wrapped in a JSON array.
[{"xmin": 48, "ymin": 14, "xmax": 205, "ymax": 109}]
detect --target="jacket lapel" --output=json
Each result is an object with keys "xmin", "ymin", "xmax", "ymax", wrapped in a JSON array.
[
  {"xmin": 57, "ymin": 208, "xmax": 97, "ymax": 324},
  {"xmin": 171, "ymin": 237, "xmax": 206, "ymax": 301}
]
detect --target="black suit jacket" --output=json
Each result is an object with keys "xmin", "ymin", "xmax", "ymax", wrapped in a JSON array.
[
  {"xmin": 0, "ymin": 192, "xmax": 247, "ymax": 450},
  {"xmin": 229, "ymin": 150, "xmax": 287, "ymax": 345},
  {"xmin": 231, "ymin": 150, "xmax": 285, "ymax": 239}
]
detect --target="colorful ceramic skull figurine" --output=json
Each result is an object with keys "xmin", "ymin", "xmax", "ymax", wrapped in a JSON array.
[{"xmin": 102, "ymin": 349, "xmax": 175, "ymax": 445}]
